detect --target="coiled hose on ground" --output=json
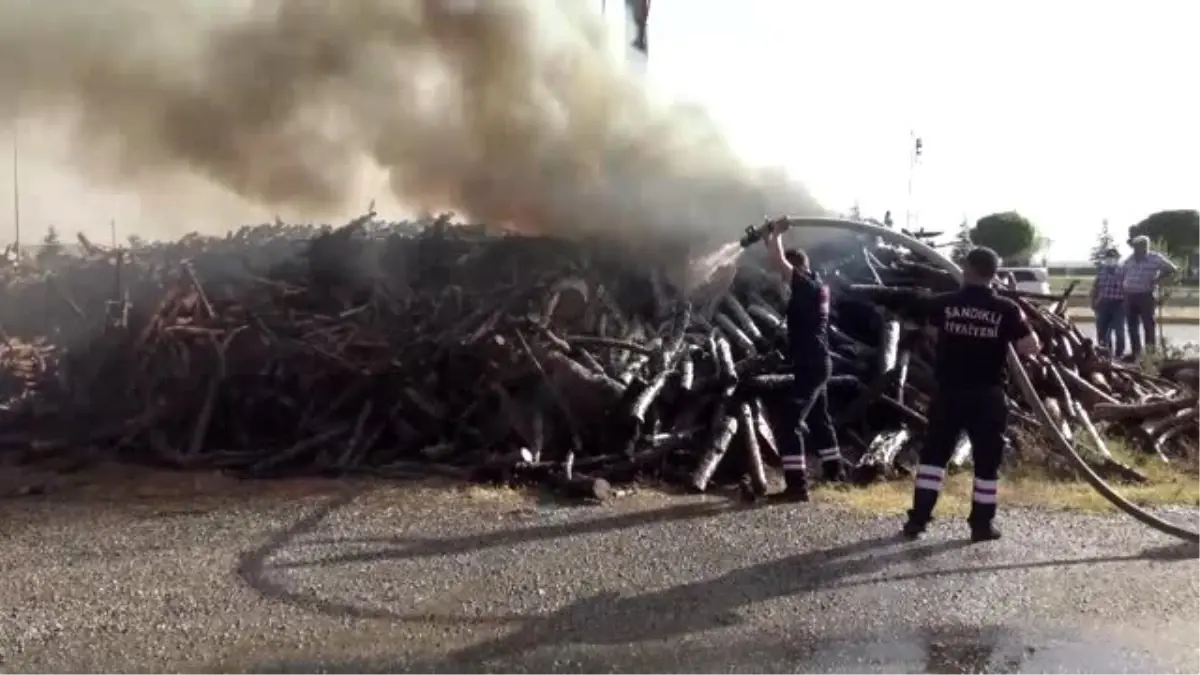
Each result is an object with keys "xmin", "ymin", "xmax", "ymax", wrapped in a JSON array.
[{"xmin": 779, "ymin": 216, "xmax": 1199, "ymax": 544}]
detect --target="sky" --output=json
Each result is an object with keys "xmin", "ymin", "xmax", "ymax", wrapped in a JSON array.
[{"xmin": 609, "ymin": 0, "xmax": 1199, "ymax": 261}]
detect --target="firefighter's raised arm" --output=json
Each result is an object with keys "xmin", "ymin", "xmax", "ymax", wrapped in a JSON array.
[
  {"xmin": 1007, "ymin": 305, "xmax": 1040, "ymax": 357},
  {"xmin": 765, "ymin": 227, "xmax": 793, "ymax": 280}
]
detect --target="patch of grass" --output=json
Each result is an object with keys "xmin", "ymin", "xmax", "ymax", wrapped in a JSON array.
[
  {"xmin": 816, "ymin": 438, "xmax": 1199, "ymax": 517},
  {"xmin": 457, "ymin": 483, "xmax": 530, "ymax": 504}
]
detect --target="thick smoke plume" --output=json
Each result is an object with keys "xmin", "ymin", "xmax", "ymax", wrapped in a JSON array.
[{"xmin": 0, "ymin": 0, "xmax": 826, "ymax": 258}]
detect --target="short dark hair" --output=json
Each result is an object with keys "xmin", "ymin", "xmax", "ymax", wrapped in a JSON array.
[
  {"xmin": 784, "ymin": 248, "xmax": 809, "ymax": 269},
  {"xmin": 964, "ymin": 246, "xmax": 1000, "ymax": 279}
]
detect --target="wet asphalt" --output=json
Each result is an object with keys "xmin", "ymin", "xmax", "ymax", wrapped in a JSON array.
[{"xmin": 1, "ymin": 481, "xmax": 1197, "ymax": 673}]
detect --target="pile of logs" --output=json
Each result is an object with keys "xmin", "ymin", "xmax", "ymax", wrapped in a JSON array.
[{"xmin": 0, "ymin": 214, "xmax": 1195, "ymax": 498}]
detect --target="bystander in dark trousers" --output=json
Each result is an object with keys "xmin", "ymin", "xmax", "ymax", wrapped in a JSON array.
[
  {"xmin": 1124, "ymin": 292, "xmax": 1157, "ymax": 357},
  {"xmin": 1093, "ymin": 298, "xmax": 1126, "ymax": 356},
  {"xmin": 906, "ymin": 386, "xmax": 1007, "ymax": 541},
  {"xmin": 776, "ymin": 358, "xmax": 843, "ymax": 498}
]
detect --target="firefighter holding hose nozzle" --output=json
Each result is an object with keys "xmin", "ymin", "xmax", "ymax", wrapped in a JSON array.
[
  {"xmin": 763, "ymin": 224, "xmax": 847, "ymax": 502},
  {"xmin": 903, "ymin": 247, "xmax": 1041, "ymax": 542}
]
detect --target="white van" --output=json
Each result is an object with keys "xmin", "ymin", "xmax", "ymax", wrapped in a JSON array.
[{"xmin": 998, "ymin": 267, "xmax": 1052, "ymax": 295}]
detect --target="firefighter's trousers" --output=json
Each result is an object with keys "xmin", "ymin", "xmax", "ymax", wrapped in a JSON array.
[
  {"xmin": 776, "ymin": 358, "xmax": 842, "ymax": 488},
  {"xmin": 910, "ymin": 386, "xmax": 1007, "ymax": 525}
]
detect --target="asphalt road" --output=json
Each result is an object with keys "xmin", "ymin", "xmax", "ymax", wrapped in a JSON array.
[{"xmin": 1, "ymin": 480, "xmax": 1197, "ymax": 673}]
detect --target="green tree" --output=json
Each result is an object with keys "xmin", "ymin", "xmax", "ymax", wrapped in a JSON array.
[
  {"xmin": 1089, "ymin": 219, "xmax": 1116, "ymax": 265},
  {"xmin": 970, "ymin": 211, "xmax": 1037, "ymax": 263},
  {"xmin": 1128, "ymin": 209, "xmax": 1199, "ymax": 254},
  {"xmin": 950, "ymin": 218, "xmax": 973, "ymax": 264}
]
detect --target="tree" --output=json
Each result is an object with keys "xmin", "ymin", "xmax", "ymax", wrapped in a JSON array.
[
  {"xmin": 847, "ymin": 202, "xmax": 862, "ymax": 221},
  {"xmin": 1128, "ymin": 209, "xmax": 1199, "ymax": 255},
  {"xmin": 36, "ymin": 226, "xmax": 63, "ymax": 265},
  {"xmin": 950, "ymin": 218, "xmax": 973, "ymax": 264},
  {"xmin": 970, "ymin": 211, "xmax": 1037, "ymax": 263},
  {"xmin": 1089, "ymin": 219, "xmax": 1116, "ymax": 265}
]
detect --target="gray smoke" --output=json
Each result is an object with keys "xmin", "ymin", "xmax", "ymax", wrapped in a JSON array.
[{"xmin": 0, "ymin": 0, "xmax": 826, "ymax": 256}]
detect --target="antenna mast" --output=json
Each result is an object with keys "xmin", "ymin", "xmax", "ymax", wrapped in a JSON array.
[
  {"xmin": 626, "ymin": 0, "xmax": 650, "ymax": 60},
  {"xmin": 905, "ymin": 132, "xmax": 923, "ymax": 231},
  {"xmin": 11, "ymin": 126, "xmax": 19, "ymax": 255}
]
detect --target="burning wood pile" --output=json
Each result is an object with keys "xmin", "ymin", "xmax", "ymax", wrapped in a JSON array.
[{"xmin": 0, "ymin": 215, "xmax": 1195, "ymax": 499}]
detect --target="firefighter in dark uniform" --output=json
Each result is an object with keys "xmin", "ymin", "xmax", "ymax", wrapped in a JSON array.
[
  {"xmin": 764, "ymin": 227, "xmax": 846, "ymax": 502},
  {"xmin": 903, "ymin": 247, "xmax": 1041, "ymax": 542}
]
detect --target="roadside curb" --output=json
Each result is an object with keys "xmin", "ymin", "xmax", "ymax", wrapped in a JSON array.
[{"xmin": 1064, "ymin": 313, "xmax": 1199, "ymax": 326}]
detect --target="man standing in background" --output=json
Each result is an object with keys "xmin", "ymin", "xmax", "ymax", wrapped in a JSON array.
[
  {"xmin": 1122, "ymin": 236, "xmax": 1178, "ymax": 359},
  {"xmin": 1090, "ymin": 248, "xmax": 1126, "ymax": 357}
]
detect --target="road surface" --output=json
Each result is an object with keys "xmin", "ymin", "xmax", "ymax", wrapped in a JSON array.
[{"xmin": 1, "ymin": 478, "xmax": 1197, "ymax": 673}]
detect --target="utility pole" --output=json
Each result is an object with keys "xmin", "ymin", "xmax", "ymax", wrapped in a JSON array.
[
  {"xmin": 905, "ymin": 131, "xmax": 923, "ymax": 231},
  {"xmin": 626, "ymin": 0, "xmax": 650, "ymax": 60},
  {"xmin": 11, "ymin": 128, "xmax": 19, "ymax": 255}
]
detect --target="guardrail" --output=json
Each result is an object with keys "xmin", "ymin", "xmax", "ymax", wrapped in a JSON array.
[
  {"xmin": 1060, "ymin": 296, "xmax": 1198, "ymax": 309},
  {"xmin": 1050, "ymin": 280, "xmax": 1199, "ymax": 298},
  {"xmin": 1050, "ymin": 272, "xmax": 1199, "ymax": 287}
]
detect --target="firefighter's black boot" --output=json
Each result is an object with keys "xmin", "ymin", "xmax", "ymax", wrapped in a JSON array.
[
  {"xmin": 969, "ymin": 521, "xmax": 1002, "ymax": 543},
  {"xmin": 820, "ymin": 458, "xmax": 847, "ymax": 484},
  {"xmin": 902, "ymin": 489, "xmax": 938, "ymax": 540},
  {"xmin": 902, "ymin": 512, "xmax": 928, "ymax": 539},
  {"xmin": 771, "ymin": 470, "xmax": 810, "ymax": 503},
  {"xmin": 968, "ymin": 503, "xmax": 1001, "ymax": 542}
]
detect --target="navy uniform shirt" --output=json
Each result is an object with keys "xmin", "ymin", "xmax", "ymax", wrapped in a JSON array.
[
  {"xmin": 788, "ymin": 269, "xmax": 831, "ymax": 365},
  {"xmin": 925, "ymin": 285, "xmax": 1031, "ymax": 390}
]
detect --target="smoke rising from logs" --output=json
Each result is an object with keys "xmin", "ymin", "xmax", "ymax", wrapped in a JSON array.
[{"xmin": 0, "ymin": 0, "xmax": 825, "ymax": 256}]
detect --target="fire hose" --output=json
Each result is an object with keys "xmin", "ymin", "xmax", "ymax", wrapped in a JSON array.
[{"xmin": 754, "ymin": 216, "xmax": 1199, "ymax": 544}]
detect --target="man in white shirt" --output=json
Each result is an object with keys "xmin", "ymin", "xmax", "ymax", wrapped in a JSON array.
[{"xmin": 1121, "ymin": 236, "xmax": 1178, "ymax": 358}]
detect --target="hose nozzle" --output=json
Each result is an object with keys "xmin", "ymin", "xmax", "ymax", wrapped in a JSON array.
[{"xmin": 739, "ymin": 217, "xmax": 789, "ymax": 248}]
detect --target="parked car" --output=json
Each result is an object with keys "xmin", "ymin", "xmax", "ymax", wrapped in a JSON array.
[{"xmin": 998, "ymin": 267, "xmax": 1051, "ymax": 295}]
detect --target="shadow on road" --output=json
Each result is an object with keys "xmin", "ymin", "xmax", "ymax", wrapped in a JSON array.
[
  {"xmin": 237, "ymin": 487, "xmax": 1198, "ymax": 663},
  {"xmin": 829, "ymin": 539, "xmax": 1199, "ymax": 590},
  {"xmin": 234, "ymin": 486, "xmax": 523, "ymax": 626},
  {"xmin": 428, "ymin": 537, "xmax": 1195, "ymax": 671},
  {"xmin": 244, "ymin": 623, "xmax": 1035, "ymax": 674},
  {"xmin": 432, "ymin": 534, "xmax": 960, "ymax": 667},
  {"xmin": 236, "ymin": 489, "xmax": 744, "ymax": 625},
  {"xmin": 270, "ymin": 498, "xmax": 742, "ymax": 570}
]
